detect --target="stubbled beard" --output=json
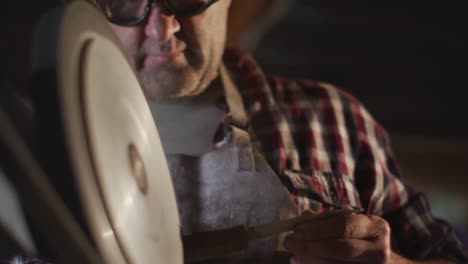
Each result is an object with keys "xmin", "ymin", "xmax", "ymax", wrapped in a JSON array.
[
  {"xmin": 139, "ymin": 63, "xmax": 196, "ymax": 102},
  {"xmin": 134, "ymin": 40, "xmax": 206, "ymax": 102}
]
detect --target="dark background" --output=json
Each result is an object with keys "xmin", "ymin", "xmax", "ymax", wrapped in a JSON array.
[{"xmin": 2, "ymin": 1, "xmax": 60, "ymax": 93}]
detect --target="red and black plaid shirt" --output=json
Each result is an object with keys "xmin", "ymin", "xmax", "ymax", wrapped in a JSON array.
[{"xmin": 222, "ymin": 47, "xmax": 468, "ymax": 262}]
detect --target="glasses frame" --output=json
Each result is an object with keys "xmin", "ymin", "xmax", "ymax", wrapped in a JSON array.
[{"xmin": 98, "ymin": 0, "xmax": 220, "ymax": 27}]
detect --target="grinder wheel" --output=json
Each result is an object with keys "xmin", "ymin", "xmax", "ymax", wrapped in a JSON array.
[{"xmin": 57, "ymin": 1, "xmax": 183, "ymax": 263}]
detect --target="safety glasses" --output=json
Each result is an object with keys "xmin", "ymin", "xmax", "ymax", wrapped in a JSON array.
[{"xmin": 96, "ymin": 0, "xmax": 220, "ymax": 26}]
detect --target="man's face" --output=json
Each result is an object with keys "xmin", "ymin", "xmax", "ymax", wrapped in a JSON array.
[{"xmin": 110, "ymin": 0, "xmax": 231, "ymax": 102}]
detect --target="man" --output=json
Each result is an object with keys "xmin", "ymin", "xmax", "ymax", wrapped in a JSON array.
[{"xmin": 98, "ymin": 0, "xmax": 468, "ymax": 263}]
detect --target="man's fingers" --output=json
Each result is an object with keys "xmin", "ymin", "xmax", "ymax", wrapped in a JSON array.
[
  {"xmin": 285, "ymin": 237, "xmax": 391, "ymax": 263},
  {"xmin": 292, "ymin": 213, "xmax": 390, "ymax": 241},
  {"xmin": 284, "ymin": 214, "xmax": 392, "ymax": 263}
]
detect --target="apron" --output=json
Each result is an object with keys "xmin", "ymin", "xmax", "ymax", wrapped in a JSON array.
[{"xmin": 151, "ymin": 65, "xmax": 299, "ymax": 263}]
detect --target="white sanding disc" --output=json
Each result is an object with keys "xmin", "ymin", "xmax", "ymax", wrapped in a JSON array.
[{"xmin": 57, "ymin": 1, "xmax": 183, "ymax": 263}]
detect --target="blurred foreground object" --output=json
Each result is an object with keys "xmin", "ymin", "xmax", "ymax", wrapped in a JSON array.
[{"xmin": 1, "ymin": 1, "xmax": 183, "ymax": 263}]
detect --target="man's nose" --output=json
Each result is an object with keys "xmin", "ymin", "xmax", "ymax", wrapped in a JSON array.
[{"xmin": 144, "ymin": 4, "xmax": 181, "ymax": 42}]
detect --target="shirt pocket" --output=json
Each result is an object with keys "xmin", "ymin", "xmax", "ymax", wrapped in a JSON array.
[{"xmin": 283, "ymin": 169, "xmax": 362, "ymax": 212}]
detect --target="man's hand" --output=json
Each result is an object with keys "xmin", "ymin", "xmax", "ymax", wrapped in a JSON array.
[{"xmin": 283, "ymin": 212, "xmax": 393, "ymax": 264}]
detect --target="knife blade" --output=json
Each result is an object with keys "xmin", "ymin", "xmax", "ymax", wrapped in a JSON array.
[
  {"xmin": 247, "ymin": 208, "xmax": 363, "ymax": 240},
  {"xmin": 183, "ymin": 208, "xmax": 363, "ymax": 262}
]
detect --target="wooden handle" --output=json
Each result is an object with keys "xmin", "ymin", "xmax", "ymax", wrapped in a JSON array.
[{"xmin": 183, "ymin": 225, "xmax": 249, "ymax": 263}]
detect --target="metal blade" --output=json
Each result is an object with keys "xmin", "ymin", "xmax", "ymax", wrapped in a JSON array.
[{"xmin": 247, "ymin": 208, "xmax": 363, "ymax": 240}]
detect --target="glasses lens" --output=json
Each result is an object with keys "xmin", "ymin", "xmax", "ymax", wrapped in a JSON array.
[
  {"xmin": 165, "ymin": 0, "xmax": 215, "ymax": 16},
  {"xmin": 98, "ymin": 0, "xmax": 148, "ymax": 23}
]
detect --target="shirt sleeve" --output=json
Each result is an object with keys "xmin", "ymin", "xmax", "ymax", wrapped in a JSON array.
[{"xmin": 352, "ymin": 101, "xmax": 468, "ymax": 262}]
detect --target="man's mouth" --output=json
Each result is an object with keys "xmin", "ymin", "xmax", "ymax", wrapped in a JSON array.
[{"xmin": 143, "ymin": 49, "xmax": 185, "ymax": 66}]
